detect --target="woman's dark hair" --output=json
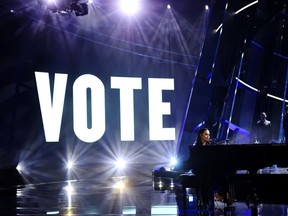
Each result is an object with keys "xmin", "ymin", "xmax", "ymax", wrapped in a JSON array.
[{"xmin": 194, "ymin": 128, "xmax": 209, "ymax": 146}]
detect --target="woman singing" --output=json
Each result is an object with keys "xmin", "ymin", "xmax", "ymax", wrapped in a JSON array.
[{"xmin": 194, "ymin": 128, "xmax": 213, "ymax": 146}]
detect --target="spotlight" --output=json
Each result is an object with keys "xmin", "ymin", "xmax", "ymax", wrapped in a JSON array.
[
  {"xmin": 170, "ymin": 157, "xmax": 177, "ymax": 167},
  {"xmin": 16, "ymin": 164, "xmax": 23, "ymax": 172},
  {"xmin": 119, "ymin": 0, "xmax": 140, "ymax": 15},
  {"xmin": 116, "ymin": 158, "xmax": 127, "ymax": 169},
  {"xmin": 64, "ymin": 184, "xmax": 74, "ymax": 195},
  {"xmin": 205, "ymin": 5, "xmax": 209, "ymax": 10},
  {"xmin": 167, "ymin": 5, "xmax": 171, "ymax": 9},
  {"xmin": 67, "ymin": 161, "xmax": 74, "ymax": 170},
  {"xmin": 115, "ymin": 180, "xmax": 125, "ymax": 190}
]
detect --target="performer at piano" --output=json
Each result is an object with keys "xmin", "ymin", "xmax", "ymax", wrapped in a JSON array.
[
  {"xmin": 283, "ymin": 105, "xmax": 288, "ymax": 144},
  {"xmin": 255, "ymin": 112, "xmax": 272, "ymax": 144},
  {"xmin": 192, "ymin": 128, "xmax": 223, "ymax": 209},
  {"xmin": 194, "ymin": 128, "xmax": 215, "ymax": 146}
]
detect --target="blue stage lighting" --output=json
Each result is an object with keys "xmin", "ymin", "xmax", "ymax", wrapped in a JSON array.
[{"xmin": 119, "ymin": 0, "xmax": 140, "ymax": 15}]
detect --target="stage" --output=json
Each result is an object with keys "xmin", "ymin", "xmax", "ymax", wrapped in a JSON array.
[
  {"xmin": 0, "ymin": 168, "xmax": 287, "ymax": 215},
  {"xmin": 1, "ymin": 0, "xmax": 288, "ymax": 215}
]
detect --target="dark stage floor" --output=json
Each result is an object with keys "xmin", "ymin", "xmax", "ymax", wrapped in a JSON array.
[{"xmin": 1, "ymin": 170, "xmax": 288, "ymax": 216}]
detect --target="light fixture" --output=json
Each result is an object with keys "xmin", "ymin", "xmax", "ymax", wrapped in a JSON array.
[
  {"xmin": 170, "ymin": 157, "xmax": 177, "ymax": 167},
  {"xmin": 67, "ymin": 161, "xmax": 74, "ymax": 170},
  {"xmin": 39, "ymin": 0, "xmax": 89, "ymax": 16},
  {"xmin": 116, "ymin": 158, "xmax": 127, "ymax": 169},
  {"xmin": 16, "ymin": 164, "xmax": 23, "ymax": 172},
  {"xmin": 119, "ymin": 0, "xmax": 140, "ymax": 15}
]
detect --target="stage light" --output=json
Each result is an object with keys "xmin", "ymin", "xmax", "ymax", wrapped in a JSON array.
[
  {"xmin": 16, "ymin": 164, "xmax": 23, "ymax": 172},
  {"xmin": 119, "ymin": 0, "xmax": 140, "ymax": 15},
  {"xmin": 46, "ymin": 211, "xmax": 60, "ymax": 215},
  {"xmin": 188, "ymin": 195, "xmax": 194, "ymax": 202},
  {"xmin": 170, "ymin": 157, "xmax": 177, "ymax": 167},
  {"xmin": 234, "ymin": 0, "xmax": 258, "ymax": 15},
  {"xmin": 205, "ymin": 5, "xmax": 209, "ymax": 10},
  {"xmin": 115, "ymin": 180, "xmax": 125, "ymax": 190},
  {"xmin": 116, "ymin": 158, "xmax": 127, "ymax": 169},
  {"xmin": 67, "ymin": 161, "xmax": 74, "ymax": 170},
  {"xmin": 214, "ymin": 23, "xmax": 223, "ymax": 33},
  {"xmin": 170, "ymin": 181, "xmax": 174, "ymax": 189},
  {"xmin": 64, "ymin": 184, "xmax": 74, "ymax": 195},
  {"xmin": 167, "ymin": 5, "xmax": 171, "ymax": 9},
  {"xmin": 45, "ymin": 0, "xmax": 55, "ymax": 4},
  {"xmin": 159, "ymin": 181, "xmax": 163, "ymax": 189}
]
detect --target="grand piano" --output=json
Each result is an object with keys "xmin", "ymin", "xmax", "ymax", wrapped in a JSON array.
[
  {"xmin": 187, "ymin": 144, "xmax": 288, "ymax": 174},
  {"xmin": 180, "ymin": 144, "xmax": 288, "ymax": 212}
]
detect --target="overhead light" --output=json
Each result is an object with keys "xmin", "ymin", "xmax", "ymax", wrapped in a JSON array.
[{"xmin": 119, "ymin": 0, "xmax": 140, "ymax": 15}]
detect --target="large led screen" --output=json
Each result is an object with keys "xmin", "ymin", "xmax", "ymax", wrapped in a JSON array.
[{"xmin": 0, "ymin": 0, "xmax": 208, "ymax": 182}]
